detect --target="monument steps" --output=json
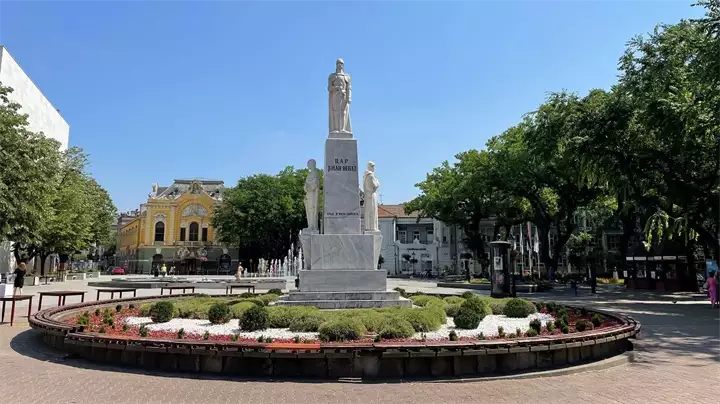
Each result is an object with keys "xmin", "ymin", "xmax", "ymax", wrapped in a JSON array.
[{"xmin": 277, "ymin": 292, "xmax": 412, "ymax": 309}]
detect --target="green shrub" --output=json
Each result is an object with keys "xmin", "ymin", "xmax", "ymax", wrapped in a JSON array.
[
  {"xmin": 443, "ymin": 296, "xmax": 466, "ymax": 305},
  {"xmin": 99, "ymin": 326, "xmax": 106, "ymax": 333},
  {"xmin": 400, "ymin": 307, "xmax": 445, "ymax": 332},
  {"xmin": 477, "ymin": 332, "xmax": 485, "ymax": 340},
  {"xmin": 318, "ymin": 318, "xmax": 366, "ymax": 342},
  {"xmin": 268, "ymin": 306, "xmax": 319, "ymax": 328},
  {"xmin": 267, "ymin": 288, "xmax": 283, "ymax": 295},
  {"xmin": 240, "ymin": 305, "xmax": 269, "ymax": 331},
  {"xmin": 546, "ymin": 321, "xmax": 555, "ymax": 333},
  {"xmin": 139, "ymin": 325, "xmax": 148, "ymax": 337},
  {"xmin": 497, "ymin": 325, "xmax": 505, "ymax": 337},
  {"xmin": 449, "ymin": 330, "xmax": 458, "ymax": 341},
  {"xmin": 545, "ymin": 302, "xmax": 557, "ymax": 313},
  {"xmin": 444, "ymin": 303, "xmax": 462, "ymax": 318},
  {"xmin": 115, "ymin": 304, "xmax": 123, "ymax": 313},
  {"xmin": 460, "ymin": 291, "xmax": 475, "ymax": 299},
  {"xmin": 410, "ymin": 295, "xmax": 443, "ymax": 307},
  {"xmin": 453, "ymin": 306, "xmax": 481, "ymax": 329},
  {"xmin": 258, "ymin": 294, "xmax": 279, "ymax": 305},
  {"xmin": 239, "ymin": 292, "xmax": 255, "ymax": 298},
  {"xmin": 378, "ymin": 319, "xmax": 415, "ymax": 339},
  {"xmin": 575, "ymin": 319, "xmax": 593, "ymax": 332},
  {"xmin": 231, "ymin": 334, "xmax": 238, "ymax": 342},
  {"xmin": 265, "ymin": 336, "xmax": 274, "ymax": 343},
  {"xmin": 203, "ymin": 331, "xmax": 210, "ymax": 340},
  {"xmin": 229, "ymin": 301, "xmax": 257, "ymax": 318},
  {"xmin": 77, "ymin": 315, "xmax": 89, "ymax": 326},
  {"xmin": 208, "ymin": 302, "xmax": 232, "ymax": 324},
  {"xmin": 288, "ymin": 314, "xmax": 325, "ymax": 332},
  {"xmin": 461, "ymin": 296, "xmax": 490, "ymax": 316},
  {"xmin": 529, "ymin": 319, "xmax": 542, "ymax": 333},
  {"xmin": 554, "ymin": 318, "xmax": 565, "ymax": 329},
  {"xmin": 560, "ymin": 313, "xmax": 569, "ymax": 325},
  {"xmin": 393, "ymin": 287, "xmax": 408, "ymax": 298},
  {"xmin": 561, "ymin": 324, "xmax": 569, "ymax": 334},
  {"xmin": 293, "ymin": 335, "xmax": 301, "ymax": 343},
  {"xmin": 177, "ymin": 328, "xmax": 185, "ymax": 339},
  {"xmin": 591, "ymin": 313, "xmax": 604, "ymax": 327},
  {"xmin": 580, "ymin": 307, "xmax": 588, "ymax": 316},
  {"xmin": 507, "ymin": 333, "xmax": 516, "ymax": 339},
  {"xmin": 128, "ymin": 303, "xmax": 135, "ymax": 310},
  {"xmin": 94, "ymin": 308, "xmax": 101, "ymax": 316},
  {"xmin": 490, "ymin": 302, "xmax": 506, "ymax": 315},
  {"xmin": 138, "ymin": 303, "xmax": 153, "ymax": 316},
  {"xmin": 503, "ymin": 298, "xmax": 537, "ymax": 318},
  {"xmin": 257, "ymin": 335, "xmax": 264, "ymax": 342},
  {"xmin": 244, "ymin": 298, "xmax": 266, "ymax": 307},
  {"xmin": 534, "ymin": 301, "xmax": 544, "ymax": 311},
  {"xmin": 374, "ymin": 334, "xmax": 382, "ymax": 342},
  {"xmin": 526, "ymin": 328, "xmax": 539, "ymax": 337},
  {"xmin": 150, "ymin": 301, "xmax": 175, "ymax": 323},
  {"xmin": 516, "ymin": 327, "xmax": 522, "ymax": 336}
]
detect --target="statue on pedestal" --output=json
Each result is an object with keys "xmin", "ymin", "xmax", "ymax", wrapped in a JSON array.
[
  {"xmin": 304, "ymin": 159, "xmax": 320, "ymax": 231},
  {"xmin": 362, "ymin": 161, "xmax": 380, "ymax": 232},
  {"xmin": 328, "ymin": 58, "xmax": 352, "ymax": 134}
]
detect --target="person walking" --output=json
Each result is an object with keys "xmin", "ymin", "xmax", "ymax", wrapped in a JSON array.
[
  {"xmin": 704, "ymin": 271, "xmax": 718, "ymax": 308},
  {"xmin": 13, "ymin": 262, "xmax": 27, "ymax": 296}
]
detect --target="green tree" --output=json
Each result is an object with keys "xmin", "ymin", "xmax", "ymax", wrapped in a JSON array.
[
  {"xmin": 0, "ymin": 83, "xmax": 62, "ymax": 263},
  {"xmin": 212, "ymin": 166, "xmax": 320, "ymax": 261}
]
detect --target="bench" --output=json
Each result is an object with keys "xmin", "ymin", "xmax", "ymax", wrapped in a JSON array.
[
  {"xmin": 160, "ymin": 285, "xmax": 196, "ymax": 295},
  {"xmin": 0, "ymin": 295, "xmax": 33, "ymax": 326},
  {"xmin": 96, "ymin": 288, "xmax": 138, "ymax": 300},
  {"xmin": 37, "ymin": 291, "xmax": 86, "ymax": 311},
  {"xmin": 225, "ymin": 284, "xmax": 256, "ymax": 295}
]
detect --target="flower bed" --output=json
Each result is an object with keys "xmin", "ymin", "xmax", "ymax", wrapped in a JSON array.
[{"xmin": 63, "ymin": 294, "xmax": 620, "ymax": 343}]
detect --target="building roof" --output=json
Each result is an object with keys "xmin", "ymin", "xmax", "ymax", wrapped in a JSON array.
[{"xmin": 378, "ymin": 204, "xmax": 421, "ymax": 218}]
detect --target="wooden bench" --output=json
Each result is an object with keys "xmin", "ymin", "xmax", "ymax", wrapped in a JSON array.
[
  {"xmin": 37, "ymin": 291, "xmax": 86, "ymax": 311},
  {"xmin": 160, "ymin": 285, "xmax": 195, "ymax": 295},
  {"xmin": 39, "ymin": 275, "xmax": 55, "ymax": 285},
  {"xmin": 225, "ymin": 284, "xmax": 256, "ymax": 295},
  {"xmin": 0, "ymin": 295, "xmax": 33, "ymax": 326},
  {"xmin": 96, "ymin": 288, "xmax": 138, "ymax": 300}
]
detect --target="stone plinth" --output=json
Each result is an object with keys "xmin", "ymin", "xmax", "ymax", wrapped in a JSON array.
[
  {"xmin": 323, "ymin": 137, "xmax": 361, "ymax": 235},
  {"xmin": 298, "ymin": 269, "xmax": 387, "ymax": 292},
  {"xmin": 277, "ymin": 290, "xmax": 412, "ymax": 309},
  {"xmin": 309, "ymin": 234, "xmax": 376, "ymax": 270}
]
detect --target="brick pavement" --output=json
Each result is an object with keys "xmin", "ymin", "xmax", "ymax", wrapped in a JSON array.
[{"xmin": 0, "ymin": 278, "xmax": 718, "ymax": 404}]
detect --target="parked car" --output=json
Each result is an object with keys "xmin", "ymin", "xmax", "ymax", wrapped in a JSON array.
[{"xmin": 110, "ymin": 267, "xmax": 125, "ymax": 275}]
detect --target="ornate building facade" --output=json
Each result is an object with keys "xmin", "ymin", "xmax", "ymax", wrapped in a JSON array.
[{"xmin": 116, "ymin": 179, "xmax": 236, "ymax": 274}]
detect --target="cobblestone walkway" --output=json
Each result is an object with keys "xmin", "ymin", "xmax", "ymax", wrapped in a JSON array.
[{"xmin": 1, "ymin": 279, "xmax": 718, "ymax": 404}]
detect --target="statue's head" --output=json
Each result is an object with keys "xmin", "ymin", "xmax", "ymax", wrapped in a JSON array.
[
  {"xmin": 336, "ymin": 58, "xmax": 344, "ymax": 73},
  {"xmin": 307, "ymin": 159, "xmax": 316, "ymax": 169},
  {"xmin": 367, "ymin": 161, "xmax": 375, "ymax": 172}
]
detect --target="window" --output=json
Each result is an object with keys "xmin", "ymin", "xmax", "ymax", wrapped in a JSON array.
[
  {"xmin": 201, "ymin": 228, "xmax": 208, "ymax": 242},
  {"xmin": 189, "ymin": 222, "xmax": 199, "ymax": 241},
  {"xmin": 607, "ymin": 235, "xmax": 620, "ymax": 251},
  {"xmin": 442, "ymin": 227, "xmax": 448, "ymax": 243},
  {"xmin": 427, "ymin": 229, "xmax": 434, "ymax": 243},
  {"xmin": 398, "ymin": 230, "xmax": 407, "ymax": 244},
  {"xmin": 413, "ymin": 230, "xmax": 420, "ymax": 242},
  {"xmin": 154, "ymin": 222, "xmax": 165, "ymax": 242},
  {"xmin": 180, "ymin": 228, "xmax": 186, "ymax": 241}
]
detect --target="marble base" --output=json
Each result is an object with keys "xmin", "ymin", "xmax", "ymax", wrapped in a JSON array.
[
  {"xmin": 278, "ymin": 290, "xmax": 411, "ymax": 309},
  {"xmin": 298, "ymin": 269, "xmax": 387, "ymax": 292},
  {"xmin": 309, "ymin": 234, "xmax": 378, "ymax": 270},
  {"xmin": 323, "ymin": 137, "xmax": 361, "ymax": 234}
]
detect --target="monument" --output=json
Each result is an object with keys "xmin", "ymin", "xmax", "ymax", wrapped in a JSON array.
[{"xmin": 279, "ymin": 59, "xmax": 410, "ymax": 309}]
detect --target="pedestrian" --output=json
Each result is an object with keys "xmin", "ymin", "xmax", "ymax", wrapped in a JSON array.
[
  {"xmin": 13, "ymin": 262, "xmax": 27, "ymax": 296},
  {"xmin": 703, "ymin": 271, "xmax": 718, "ymax": 308},
  {"xmin": 160, "ymin": 263, "xmax": 167, "ymax": 277}
]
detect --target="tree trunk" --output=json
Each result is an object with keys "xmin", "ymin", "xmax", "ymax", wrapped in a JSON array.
[
  {"xmin": 40, "ymin": 252, "xmax": 50, "ymax": 277},
  {"xmin": 685, "ymin": 240, "xmax": 697, "ymax": 292}
]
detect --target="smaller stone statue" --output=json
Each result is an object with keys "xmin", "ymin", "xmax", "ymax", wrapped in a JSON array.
[
  {"xmin": 304, "ymin": 159, "xmax": 320, "ymax": 231},
  {"xmin": 235, "ymin": 263, "xmax": 243, "ymax": 281},
  {"xmin": 362, "ymin": 161, "xmax": 380, "ymax": 232}
]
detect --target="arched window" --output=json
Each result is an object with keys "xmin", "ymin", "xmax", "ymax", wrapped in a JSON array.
[
  {"xmin": 154, "ymin": 222, "xmax": 165, "ymax": 242},
  {"xmin": 189, "ymin": 222, "xmax": 199, "ymax": 241}
]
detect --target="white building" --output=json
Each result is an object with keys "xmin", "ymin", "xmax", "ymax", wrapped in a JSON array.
[{"xmin": 0, "ymin": 46, "xmax": 70, "ymax": 272}]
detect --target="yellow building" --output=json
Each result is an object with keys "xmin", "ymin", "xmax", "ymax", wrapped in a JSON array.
[{"xmin": 117, "ymin": 179, "xmax": 235, "ymax": 274}]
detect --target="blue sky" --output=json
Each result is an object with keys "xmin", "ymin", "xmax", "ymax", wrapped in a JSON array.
[{"xmin": 0, "ymin": 1, "xmax": 701, "ymax": 212}]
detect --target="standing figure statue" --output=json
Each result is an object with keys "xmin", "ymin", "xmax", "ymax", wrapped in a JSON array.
[
  {"xmin": 362, "ymin": 161, "xmax": 380, "ymax": 232},
  {"xmin": 328, "ymin": 58, "xmax": 352, "ymax": 134},
  {"xmin": 304, "ymin": 159, "xmax": 320, "ymax": 231}
]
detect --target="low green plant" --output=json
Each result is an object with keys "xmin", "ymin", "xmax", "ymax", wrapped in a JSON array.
[
  {"xmin": 526, "ymin": 328, "xmax": 539, "ymax": 337},
  {"xmin": 374, "ymin": 334, "xmax": 382, "ymax": 342},
  {"xmin": 545, "ymin": 301, "xmax": 557, "ymax": 313},
  {"xmin": 575, "ymin": 319, "xmax": 593, "ymax": 332},
  {"xmin": 409, "ymin": 295, "xmax": 443, "ymax": 307},
  {"xmin": 378, "ymin": 319, "xmax": 415, "ymax": 339},
  {"xmin": 99, "ymin": 326, "xmax": 106, "ymax": 333},
  {"xmin": 591, "ymin": 313, "xmax": 604, "ymax": 327},
  {"xmin": 230, "ymin": 301, "xmax": 257, "ymax": 319},
  {"xmin": 561, "ymin": 324, "xmax": 569, "ymax": 334},
  {"xmin": 115, "ymin": 304, "xmax": 123, "ymax": 312},
  {"xmin": 449, "ymin": 330, "xmax": 458, "ymax": 341},
  {"xmin": 443, "ymin": 296, "xmax": 466, "ymax": 305},
  {"xmin": 288, "ymin": 314, "xmax": 325, "ymax": 332},
  {"xmin": 507, "ymin": 333, "xmax": 516, "ymax": 339},
  {"xmin": 265, "ymin": 336, "xmax": 274, "ymax": 343},
  {"xmin": 489, "ymin": 302, "xmax": 506, "ymax": 315},
  {"xmin": 77, "ymin": 315, "xmax": 90, "ymax": 326},
  {"xmin": 535, "ymin": 301, "xmax": 544, "ymax": 311},
  {"xmin": 453, "ymin": 306, "xmax": 481, "ymax": 329},
  {"xmin": 400, "ymin": 306, "xmax": 445, "ymax": 332},
  {"xmin": 477, "ymin": 332, "xmax": 485, "ymax": 340},
  {"xmin": 497, "ymin": 326, "xmax": 505, "ymax": 337},
  {"xmin": 268, "ymin": 306, "xmax": 319, "ymax": 328},
  {"xmin": 128, "ymin": 303, "xmax": 135, "ymax": 310},
  {"xmin": 580, "ymin": 307, "xmax": 588, "ymax": 316},
  {"xmin": 460, "ymin": 291, "xmax": 475, "ymax": 299},
  {"xmin": 244, "ymin": 298, "xmax": 266, "ymax": 307},
  {"xmin": 528, "ymin": 319, "xmax": 542, "ymax": 333},
  {"xmin": 239, "ymin": 292, "xmax": 255, "ymax": 298},
  {"xmin": 318, "ymin": 317, "xmax": 366, "ymax": 342},
  {"xmin": 293, "ymin": 335, "xmax": 301, "ymax": 343},
  {"xmin": 231, "ymin": 334, "xmax": 238, "ymax": 342},
  {"xmin": 207, "ymin": 302, "xmax": 232, "ymax": 324},
  {"xmin": 257, "ymin": 335, "xmax": 264, "ymax": 342},
  {"xmin": 444, "ymin": 303, "xmax": 462, "ymax": 318},
  {"xmin": 139, "ymin": 325, "xmax": 148, "ymax": 337},
  {"xmin": 257, "ymin": 294, "xmax": 279, "ymax": 305},
  {"xmin": 515, "ymin": 327, "xmax": 522, "ymax": 336},
  {"xmin": 267, "ymin": 288, "xmax": 283, "ymax": 295},
  {"xmin": 546, "ymin": 321, "xmax": 555, "ymax": 333},
  {"xmin": 560, "ymin": 313, "xmax": 569, "ymax": 325},
  {"xmin": 150, "ymin": 301, "xmax": 175, "ymax": 323},
  {"xmin": 177, "ymin": 328, "xmax": 185, "ymax": 339},
  {"xmin": 240, "ymin": 305, "xmax": 269, "ymax": 331},
  {"xmin": 203, "ymin": 331, "xmax": 210, "ymax": 340},
  {"xmin": 461, "ymin": 296, "xmax": 491, "ymax": 317},
  {"xmin": 122, "ymin": 323, "xmax": 129, "ymax": 332},
  {"xmin": 94, "ymin": 308, "xmax": 101, "ymax": 316},
  {"xmin": 393, "ymin": 287, "xmax": 408, "ymax": 298},
  {"xmin": 503, "ymin": 298, "xmax": 537, "ymax": 318}
]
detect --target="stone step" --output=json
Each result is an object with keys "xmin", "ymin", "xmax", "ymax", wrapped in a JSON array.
[
  {"xmin": 284, "ymin": 291, "xmax": 402, "ymax": 301},
  {"xmin": 275, "ymin": 298, "xmax": 412, "ymax": 309}
]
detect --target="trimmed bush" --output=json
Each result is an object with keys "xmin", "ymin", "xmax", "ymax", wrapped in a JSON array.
[
  {"xmin": 208, "ymin": 302, "xmax": 232, "ymax": 324},
  {"xmin": 489, "ymin": 302, "xmax": 506, "ymax": 315},
  {"xmin": 177, "ymin": 328, "xmax": 185, "ymax": 339},
  {"xmin": 591, "ymin": 313, "xmax": 604, "ymax": 327},
  {"xmin": 77, "ymin": 315, "xmax": 89, "ymax": 326},
  {"xmin": 546, "ymin": 321, "xmax": 555, "ymax": 332},
  {"xmin": 443, "ymin": 296, "xmax": 466, "ymax": 305},
  {"xmin": 245, "ymin": 298, "xmax": 266, "ymax": 307},
  {"xmin": 203, "ymin": 331, "xmax": 210, "ymax": 340},
  {"xmin": 497, "ymin": 326, "xmax": 505, "ymax": 337},
  {"xmin": 229, "ymin": 301, "xmax": 257, "ymax": 318},
  {"xmin": 453, "ymin": 306, "xmax": 481, "ymax": 329},
  {"xmin": 460, "ymin": 291, "xmax": 475, "ymax": 299},
  {"xmin": 461, "ymin": 296, "xmax": 489, "ymax": 316},
  {"xmin": 502, "ymin": 298, "xmax": 537, "ymax": 318},
  {"xmin": 444, "ymin": 303, "xmax": 462, "ymax": 318},
  {"xmin": 267, "ymin": 288, "xmax": 283, "ymax": 295},
  {"xmin": 410, "ymin": 295, "xmax": 443, "ymax": 307},
  {"xmin": 561, "ymin": 324, "xmax": 569, "ymax": 334},
  {"xmin": 575, "ymin": 319, "xmax": 593, "ymax": 332},
  {"xmin": 239, "ymin": 292, "xmax": 255, "ymax": 298},
  {"xmin": 268, "ymin": 306, "xmax": 320, "ymax": 328},
  {"xmin": 288, "ymin": 313, "xmax": 325, "ymax": 332},
  {"xmin": 399, "ymin": 307, "xmax": 444, "ymax": 332},
  {"xmin": 128, "ymin": 304, "xmax": 135, "ymax": 310},
  {"xmin": 529, "ymin": 318, "xmax": 542, "ymax": 333},
  {"xmin": 545, "ymin": 301, "xmax": 557, "ymax": 313},
  {"xmin": 258, "ymin": 294, "xmax": 279, "ymax": 305},
  {"xmin": 449, "ymin": 330, "xmax": 458, "ymax": 341},
  {"xmin": 526, "ymin": 328, "xmax": 539, "ymax": 337},
  {"xmin": 115, "ymin": 304, "xmax": 123, "ymax": 312},
  {"xmin": 150, "ymin": 301, "xmax": 175, "ymax": 323},
  {"xmin": 378, "ymin": 319, "xmax": 415, "ymax": 339},
  {"xmin": 240, "ymin": 305, "xmax": 269, "ymax": 331},
  {"xmin": 318, "ymin": 318, "xmax": 366, "ymax": 342}
]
